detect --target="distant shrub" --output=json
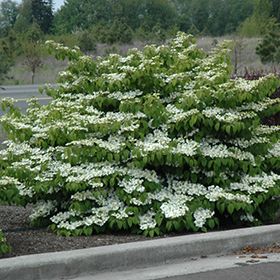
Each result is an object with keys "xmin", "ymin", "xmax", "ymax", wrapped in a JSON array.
[
  {"xmin": 77, "ymin": 30, "xmax": 96, "ymax": 52},
  {"xmin": 256, "ymin": 28, "xmax": 280, "ymax": 63},
  {"xmin": 46, "ymin": 34, "xmax": 79, "ymax": 48},
  {"xmin": 91, "ymin": 21, "xmax": 133, "ymax": 44}
]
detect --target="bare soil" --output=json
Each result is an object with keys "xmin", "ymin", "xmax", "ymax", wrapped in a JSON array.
[{"xmin": 0, "ymin": 205, "xmax": 150, "ymax": 259}]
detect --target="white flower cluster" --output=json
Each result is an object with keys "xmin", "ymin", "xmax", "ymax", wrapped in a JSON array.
[
  {"xmin": 160, "ymin": 195, "xmax": 189, "ymax": 219},
  {"xmin": 239, "ymin": 98, "xmax": 280, "ymax": 113},
  {"xmin": 50, "ymin": 210, "xmax": 77, "ymax": 224},
  {"xmin": 111, "ymin": 207, "xmax": 129, "ymax": 220},
  {"xmin": 119, "ymin": 121, "xmax": 140, "ymax": 133},
  {"xmin": 0, "ymin": 176, "xmax": 19, "ymax": 186},
  {"xmin": 255, "ymin": 125, "xmax": 280, "ymax": 135},
  {"xmin": 139, "ymin": 211, "xmax": 157, "ymax": 230},
  {"xmin": 234, "ymin": 78, "xmax": 260, "ymax": 91},
  {"xmin": 206, "ymin": 186, "xmax": 252, "ymax": 203},
  {"xmin": 108, "ymin": 90, "xmax": 143, "ymax": 100},
  {"xmin": 119, "ymin": 178, "xmax": 145, "ymax": 194},
  {"xmin": 172, "ymin": 138, "xmax": 199, "ymax": 156},
  {"xmin": 0, "ymin": 141, "xmax": 33, "ymax": 158},
  {"xmin": 202, "ymin": 107, "xmax": 256, "ymax": 123},
  {"xmin": 200, "ymin": 141, "xmax": 255, "ymax": 163},
  {"xmin": 228, "ymin": 136, "xmax": 269, "ymax": 149},
  {"xmin": 130, "ymin": 197, "xmax": 151, "ymax": 206},
  {"xmin": 0, "ymin": 175, "xmax": 34, "ymax": 198},
  {"xmin": 71, "ymin": 190, "xmax": 97, "ymax": 201},
  {"xmin": 240, "ymin": 213, "xmax": 255, "ymax": 222},
  {"xmin": 67, "ymin": 136, "xmax": 125, "ymax": 153},
  {"xmin": 135, "ymin": 130, "xmax": 171, "ymax": 153},
  {"xmin": 166, "ymin": 105, "xmax": 199, "ymax": 123},
  {"xmin": 50, "ymin": 195, "xmax": 127, "ymax": 230},
  {"xmin": 16, "ymin": 183, "xmax": 33, "ymax": 197},
  {"xmin": 101, "ymin": 73, "xmax": 126, "ymax": 81},
  {"xmin": 126, "ymin": 168, "xmax": 160, "ymax": 183},
  {"xmin": 193, "ymin": 208, "xmax": 214, "ymax": 228},
  {"xmin": 30, "ymin": 200, "xmax": 57, "ymax": 221},
  {"xmin": 230, "ymin": 172, "xmax": 280, "ymax": 194},
  {"xmin": 268, "ymin": 141, "xmax": 280, "ymax": 158},
  {"xmin": 170, "ymin": 180, "xmax": 207, "ymax": 196}
]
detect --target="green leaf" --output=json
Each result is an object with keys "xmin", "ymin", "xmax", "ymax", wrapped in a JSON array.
[
  {"xmin": 83, "ymin": 227, "xmax": 93, "ymax": 236},
  {"xmin": 225, "ymin": 125, "xmax": 231, "ymax": 135},
  {"xmin": 166, "ymin": 221, "xmax": 173, "ymax": 231},
  {"xmin": 227, "ymin": 204, "xmax": 234, "ymax": 215},
  {"xmin": 217, "ymin": 202, "xmax": 225, "ymax": 214},
  {"xmin": 214, "ymin": 122, "xmax": 220, "ymax": 131},
  {"xmin": 207, "ymin": 219, "xmax": 215, "ymax": 229},
  {"xmin": 190, "ymin": 115, "xmax": 197, "ymax": 127}
]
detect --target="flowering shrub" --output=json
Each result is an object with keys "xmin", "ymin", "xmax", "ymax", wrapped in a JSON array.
[{"xmin": 0, "ymin": 33, "xmax": 280, "ymax": 237}]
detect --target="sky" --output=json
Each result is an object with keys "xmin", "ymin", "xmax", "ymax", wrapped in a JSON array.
[
  {"xmin": 52, "ymin": 0, "xmax": 64, "ymax": 10},
  {"xmin": 14, "ymin": 0, "xmax": 65, "ymax": 11}
]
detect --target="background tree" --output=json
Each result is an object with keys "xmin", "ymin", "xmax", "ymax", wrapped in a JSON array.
[
  {"xmin": 14, "ymin": 0, "xmax": 53, "ymax": 34},
  {"xmin": 31, "ymin": 0, "xmax": 53, "ymax": 33},
  {"xmin": 256, "ymin": 26, "xmax": 280, "ymax": 63},
  {"xmin": 22, "ymin": 23, "xmax": 44, "ymax": 84},
  {"xmin": 271, "ymin": 0, "xmax": 280, "ymax": 22},
  {"xmin": 238, "ymin": 0, "xmax": 275, "ymax": 37},
  {"xmin": 77, "ymin": 29, "xmax": 96, "ymax": 53},
  {"xmin": 0, "ymin": 0, "xmax": 19, "ymax": 37},
  {"xmin": 54, "ymin": 0, "xmax": 177, "ymax": 35},
  {"xmin": 0, "ymin": 31, "xmax": 17, "ymax": 83}
]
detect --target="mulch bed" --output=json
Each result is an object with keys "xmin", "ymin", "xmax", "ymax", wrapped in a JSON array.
[
  {"xmin": 1, "ymin": 206, "xmax": 280, "ymax": 259},
  {"xmin": 0, "ymin": 205, "xmax": 151, "ymax": 259}
]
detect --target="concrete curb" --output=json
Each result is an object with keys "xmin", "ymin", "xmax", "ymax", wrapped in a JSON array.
[{"xmin": 1, "ymin": 224, "xmax": 280, "ymax": 280}]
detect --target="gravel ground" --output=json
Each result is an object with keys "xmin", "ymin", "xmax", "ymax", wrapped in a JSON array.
[{"xmin": 0, "ymin": 205, "xmax": 150, "ymax": 259}]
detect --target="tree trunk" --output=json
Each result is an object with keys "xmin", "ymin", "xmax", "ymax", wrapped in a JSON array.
[{"xmin": 31, "ymin": 71, "xmax": 35, "ymax": 84}]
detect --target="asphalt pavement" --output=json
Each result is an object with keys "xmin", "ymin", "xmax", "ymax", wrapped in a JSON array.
[
  {"xmin": 160, "ymin": 262, "xmax": 280, "ymax": 280},
  {"xmin": 0, "ymin": 84, "xmax": 52, "ymax": 116}
]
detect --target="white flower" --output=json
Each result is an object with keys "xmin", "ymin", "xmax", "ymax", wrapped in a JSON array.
[
  {"xmin": 160, "ymin": 196, "xmax": 189, "ymax": 219},
  {"xmin": 119, "ymin": 178, "xmax": 145, "ymax": 194},
  {"xmin": 240, "ymin": 213, "xmax": 255, "ymax": 222},
  {"xmin": 111, "ymin": 208, "xmax": 129, "ymax": 220},
  {"xmin": 202, "ymin": 107, "xmax": 256, "ymax": 123},
  {"xmin": 172, "ymin": 138, "xmax": 199, "ymax": 156},
  {"xmin": 135, "ymin": 130, "xmax": 171, "ymax": 153},
  {"xmin": 139, "ymin": 211, "xmax": 157, "ymax": 230},
  {"xmin": 268, "ymin": 141, "xmax": 280, "ymax": 158},
  {"xmin": 193, "ymin": 208, "xmax": 214, "ymax": 228},
  {"xmin": 205, "ymin": 185, "xmax": 252, "ymax": 203},
  {"xmin": 30, "ymin": 200, "xmax": 57, "ymax": 221}
]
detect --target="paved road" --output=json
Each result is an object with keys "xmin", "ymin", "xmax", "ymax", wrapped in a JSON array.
[
  {"xmin": 0, "ymin": 84, "xmax": 53, "ymax": 144},
  {"xmin": 167, "ymin": 262, "xmax": 280, "ymax": 280},
  {"xmin": 0, "ymin": 84, "xmax": 52, "ymax": 116}
]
